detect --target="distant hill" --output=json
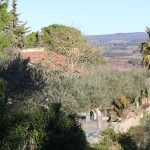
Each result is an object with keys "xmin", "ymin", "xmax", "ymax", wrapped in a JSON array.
[{"xmin": 86, "ymin": 32, "xmax": 147, "ymax": 44}]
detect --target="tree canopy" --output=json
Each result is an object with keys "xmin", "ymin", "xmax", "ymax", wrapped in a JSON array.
[
  {"xmin": 25, "ymin": 24, "xmax": 103, "ymax": 66},
  {"xmin": 9, "ymin": 0, "xmax": 29, "ymax": 49},
  {"xmin": 0, "ymin": 2, "xmax": 12, "ymax": 59}
]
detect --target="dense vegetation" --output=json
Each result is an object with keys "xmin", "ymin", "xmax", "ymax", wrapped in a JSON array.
[
  {"xmin": 0, "ymin": 56, "xmax": 149, "ymax": 149},
  {"xmin": 0, "ymin": 0, "xmax": 29, "ymax": 59},
  {"xmin": 1, "ymin": 0, "xmax": 150, "ymax": 150},
  {"xmin": 92, "ymin": 113, "xmax": 150, "ymax": 150},
  {"xmin": 0, "ymin": 57, "xmax": 90, "ymax": 150},
  {"xmin": 25, "ymin": 24, "xmax": 103, "ymax": 66}
]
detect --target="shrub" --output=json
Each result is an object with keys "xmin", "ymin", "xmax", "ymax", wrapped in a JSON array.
[
  {"xmin": 102, "ymin": 128, "xmax": 118, "ymax": 142},
  {"xmin": 0, "ymin": 104, "xmax": 88, "ymax": 150},
  {"xmin": 43, "ymin": 104, "xmax": 88, "ymax": 150},
  {"xmin": 92, "ymin": 129, "xmax": 122, "ymax": 150},
  {"xmin": 0, "ymin": 55, "xmax": 47, "ymax": 103},
  {"xmin": 128, "ymin": 125, "xmax": 150, "ymax": 150},
  {"xmin": 0, "ymin": 79, "xmax": 6, "ymax": 118},
  {"xmin": 75, "ymin": 68, "xmax": 148, "ymax": 110},
  {"xmin": 141, "ymin": 112, "xmax": 150, "ymax": 132},
  {"xmin": 112, "ymin": 95, "xmax": 129, "ymax": 117},
  {"xmin": 118, "ymin": 133, "xmax": 137, "ymax": 150}
]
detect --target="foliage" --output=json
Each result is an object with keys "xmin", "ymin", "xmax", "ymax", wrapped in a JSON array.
[
  {"xmin": 0, "ymin": 54, "xmax": 148, "ymax": 112},
  {"xmin": 39, "ymin": 68, "xmax": 146, "ymax": 113},
  {"xmin": 44, "ymin": 71, "xmax": 80, "ymax": 113},
  {"xmin": 75, "ymin": 69, "xmax": 148, "ymax": 110},
  {"xmin": 101, "ymin": 128, "xmax": 119, "ymax": 142},
  {"xmin": 0, "ymin": 55, "xmax": 47, "ymax": 104},
  {"xmin": 0, "ymin": 57, "xmax": 89, "ymax": 150},
  {"xmin": 9, "ymin": 0, "xmax": 29, "ymax": 49},
  {"xmin": 41, "ymin": 24, "xmax": 103, "ymax": 66},
  {"xmin": 0, "ymin": 107, "xmax": 46, "ymax": 150},
  {"xmin": 118, "ymin": 122, "xmax": 150, "ymax": 150},
  {"xmin": 0, "ymin": 1, "xmax": 12, "ymax": 59},
  {"xmin": 26, "ymin": 31, "xmax": 42, "ymax": 48},
  {"xmin": 93, "ymin": 129, "xmax": 122, "ymax": 150},
  {"xmin": 0, "ymin": 103, "xmax": 88, "ymax": 150},
  {"xmin": 127, "ymin": 125, "xmax": 150, "ymax": 150},
  {"xmin": 112, "ymin": 95, "xmax": 129, "ymax": 117},
  {"xmin": 43, "ymin": 103, "xmax": 88, "ymax": 150},
  {"xmin": 118, "ymin": 133, "xmax": 137, "ymax": 150},
  {"xmin": 93, "ymin": 138, "xmax": 119, "ymax": 150},
  {"xmin": 93, "ymin": 121, "xmax": 150, "ymax": 150},
  {"xmin": 140, "ymin": 27, "xmax": 150, "ymax": 69},
  {"xmin": 141, "ymin": 112, "xmax": 150, "ymax": 132},
  {"xmin": 41, "ymin": 24, "xmax": 87, "ymax": 54},
  {"xmin": 0, "ymin": 79, "xmax": 6, "ymax": 118},
  {"xmin": 1, "ymin": 1, "xmax": 149, "ymax": 149},
  {"xmin": 0, "ymin": 0, "xmax": 29, "ymax": 59},
  {"xmin": 93, "ymin": 128, "xmax": 137, "ymax": 150},
  {"xmin": 26, "ymin": 32, "xmax": 37, "ymax": 48}
]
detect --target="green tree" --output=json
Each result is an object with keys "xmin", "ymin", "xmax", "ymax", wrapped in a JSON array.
[
  {"xmin": 0, "ymin": 1, "xmax": 12, "ymax": 59},
  {"xmin": 41, "ymin": 24, "xmax": 87, "ymax": 54},
  {"xmin": 26, "ymin": 31, "xmax": 43, "ymax": 48},
  {"xmin": 41, "ymin": 24, "xmax": 102, "ymax": 66},
  {"xmin": 43, "ymin": 104, "xmax": 88, "ymax": 150},
  {"xmin": 9, "ymin": 0, "xmax": 29, "ymax": 49},
  {"xmin": 26, "ymin": 32, "xmax": 37, "ymax": 48}
]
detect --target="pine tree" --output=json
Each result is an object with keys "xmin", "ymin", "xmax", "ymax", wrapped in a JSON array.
[
  {"xmin": 10, "ymin": 0, "xmax": 29, "ymax": 49},
  {"xmin": 0, "ymin": 0, "xmax": 12, "ymax": 59},
  {"xmin": 35, "ymin": 31, "xmax": 42, "ymax": 47}
]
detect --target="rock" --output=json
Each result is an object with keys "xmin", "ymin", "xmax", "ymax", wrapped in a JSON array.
[
  {"xmin": 125, "ymin": 111, "xmax": 137, "ymax": 119},
  {"xmin": 115, "ymin": 117, "xmax": 140, "ymax": 132},
  {"xmin": 87, "ymin": 134, "xmax": 102, "ymax": 144}
]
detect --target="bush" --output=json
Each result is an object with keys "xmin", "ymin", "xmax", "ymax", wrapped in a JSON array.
[
  {"xmin": 102, "ymin": 128, "xmax": 118, "ymax": 141},
  {"xmin": 0, "ymin": 56, "xmax": 47, "ymax": 103},
  {"xmin": 118, "ymin": 133, "xmax": 137, "ymax": 150},
  {"xmin": 0, "ymin": 104, "xmax": 88, "ymax": 150},
  {"xmin": 141, "ymin": 112, "xmax": 150, "ymax": 132},
  {"xmin": 92, "ymin": 129, "xmax": 122, "ymax": 150},
  {"xmin": 43, "ymin": 104, "xmax": 88, "ymax": 150},
  {"xmin": 0, "ymin": 108, "xmax": 46, "ymax": 150},
  {"xmin": 127, "ymin": 125, "xmax": 150, "ymax": 150},
  {"xmin": 75, "ymin": 68, "xmax": 148, "ymax": 110},
  {"xmin": 0, "ymin": 79, "xmax": 6, "ymax": 118},
  {"xmin": 112, "ymin": 95, "xmax": 129, "ymax": 117}
]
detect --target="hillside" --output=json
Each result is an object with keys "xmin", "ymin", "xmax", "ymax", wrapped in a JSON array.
[
  {"xmin": 20, "ymin": 48, "xmax": 83, "ymax": 73},
  {"xmin": 85, "ymin": 32, "xmax": 147, "ymax": 71},
  {"xmin": 86, "ymin": 32, "xmax": 147, "ymax": 44}
]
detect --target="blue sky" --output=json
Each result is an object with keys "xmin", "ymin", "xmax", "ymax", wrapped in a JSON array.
[{"xmin": 15, "ymin": 0, "xmax": 150, "ymax": 35}]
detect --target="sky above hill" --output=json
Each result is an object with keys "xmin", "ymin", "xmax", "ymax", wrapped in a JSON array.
[{"xmin": 16, "ymin": 0, "xmax": 150, "ymax": 35}]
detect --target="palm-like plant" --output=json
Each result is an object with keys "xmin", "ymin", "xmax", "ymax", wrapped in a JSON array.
[
  {"xmin": 146, "ymin": 27, "xmax": 150, "ymax": 39},
  {"xmin": 141, "ymin": 27, "xmax": 150, "ymax": 69}
]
